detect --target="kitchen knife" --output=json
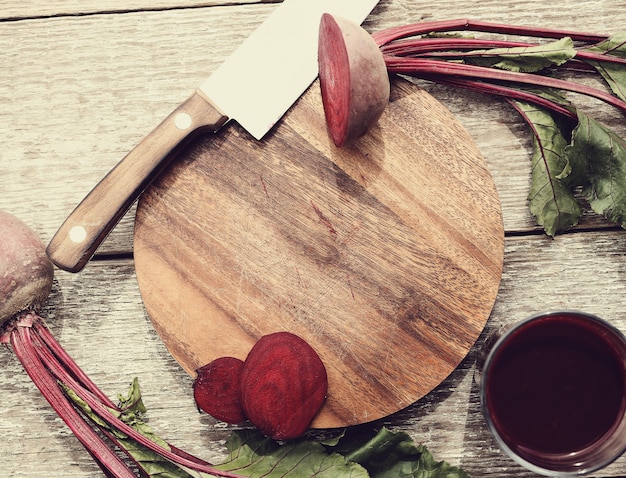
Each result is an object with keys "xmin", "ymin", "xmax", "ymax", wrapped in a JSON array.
[{"xmin": 46, "ymin": 0, "xmax": 379, "ymax": 273}]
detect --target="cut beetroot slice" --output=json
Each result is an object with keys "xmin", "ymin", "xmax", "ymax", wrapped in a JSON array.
[{"xmin": 193, "ymin": 356, "xmax": 246, "ymax": 424}]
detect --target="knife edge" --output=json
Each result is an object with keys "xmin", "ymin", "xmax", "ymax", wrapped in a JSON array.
[{"xmin": 201, "ymin": 0, "xmax": 381, "ymax": 140}]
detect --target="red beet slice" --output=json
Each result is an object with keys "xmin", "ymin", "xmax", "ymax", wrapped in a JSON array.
[
  {"xmin": 193, "ymin": 356, "xmax": 246, "ymax": 424},
  {"xmin": 240, "ymin": 332, "xmax": 328, "ymax": 440}
]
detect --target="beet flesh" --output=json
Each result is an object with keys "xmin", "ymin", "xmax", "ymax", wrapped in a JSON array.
[
  {"xmin": 240, "ymin": 332, "xmax": 328, "ymax": 440},
  {"xmin": 318, "ymin": 14, "xmax": 390, "ymax": 147},
  {"xmin": 193, "ymin": 356, "xmax": 246, "ymax": 424}
]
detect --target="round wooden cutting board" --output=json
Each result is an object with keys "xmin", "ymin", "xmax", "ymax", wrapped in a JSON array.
[{"xmin": 134, "ymin": 77, "xmax": 504, "ymax": 429}]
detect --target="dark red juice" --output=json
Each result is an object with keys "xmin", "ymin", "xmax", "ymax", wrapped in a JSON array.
[{"xmin": 485, "ymin": 314, "xmax": 626, "ymax": 458}]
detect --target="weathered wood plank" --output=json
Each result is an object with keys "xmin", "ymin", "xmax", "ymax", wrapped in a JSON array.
[{"xmin": 0, "ymin": 1, "xmax": 281, "ymax": 21}]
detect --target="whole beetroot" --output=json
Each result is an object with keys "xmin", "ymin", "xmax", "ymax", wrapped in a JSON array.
[{"xmin": 0, "ymin": 210, "xmax": 54, "ymax": 328}]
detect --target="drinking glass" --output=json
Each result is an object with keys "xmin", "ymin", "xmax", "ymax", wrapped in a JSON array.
[{"xmin": 477, "ymin": 311, "xmax": 626, "ymax": 476}]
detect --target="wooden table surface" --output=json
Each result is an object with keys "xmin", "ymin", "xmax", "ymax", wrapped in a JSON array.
[{"xmin": 2, "ymin": 1, "xmax": 626, "ymax": 476}]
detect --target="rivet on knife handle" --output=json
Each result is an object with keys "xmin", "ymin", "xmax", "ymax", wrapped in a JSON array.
[{"xmin": 46, "ymin": 90, "xmax": 228, "ymax": 272}]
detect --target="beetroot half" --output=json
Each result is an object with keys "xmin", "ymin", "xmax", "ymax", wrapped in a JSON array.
[{"xmin": 318, "ymin": 13, "xmax": 390, "ymax": 147}]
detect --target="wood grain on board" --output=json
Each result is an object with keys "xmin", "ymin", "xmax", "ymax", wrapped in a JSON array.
[{"xmin": 134, "ymin": 78, "xmax": 504, "ymax": 428}]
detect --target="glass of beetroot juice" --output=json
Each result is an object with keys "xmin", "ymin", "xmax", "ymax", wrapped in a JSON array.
[{"xmin": 479, "ymin": 311, "xmax": 626, "ymax": 476}]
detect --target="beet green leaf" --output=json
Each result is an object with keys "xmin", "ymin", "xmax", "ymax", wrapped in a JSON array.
[
  {"xmin": 583, "ymin": 33, "xmax": 626, "ymax": 100},
  {"xmin": 513, "ymin": 100, "xmax": 582, "ymax": 235},
  {"xmin": 466, "ymin": 37, "xmax": 576, "ymax": 72},
  {"xmin": 214, "ymin": 427, "xmax": 469, "ymax": 478},
  {"xmin": 327, "ymin": 427, "xmax": 469, "ymax": 478},
  {"xmin": 215, "ymin": 429, "xmax": 369, "ymax": 477},
  {"xmin": 568, "ymin": 110, "xmax": 626, "ymax": 227}
]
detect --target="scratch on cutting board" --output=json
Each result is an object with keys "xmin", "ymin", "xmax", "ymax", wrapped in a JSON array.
[
  {"xmin": 339, "ymin": 220, "xmax": 362, "ymax": 248},
  {"xmin": 345, "ymin": 272, "xmax": 355, "ymax": 300},
  {"xmin": 310, "ymin": 200, "xmax": 337, "ymax": 237},
  {"xmin": 294, "ymin": 266, "xmax": 304, "ymax": 288},
  {"xmin": 235, "ymin": 262, "xmax": 249, "ymax": 314},
  {"xmin": 260, "ymin": 175, "xmax": 269, "ymax": 197}
]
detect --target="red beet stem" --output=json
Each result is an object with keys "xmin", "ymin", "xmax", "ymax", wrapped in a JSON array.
[
  {"xmin": 33, "ymin": 320, "xmax": 116, "ymax": 407},
  {"xmin": 10, "ymin": 315, "xmax": 136, "ymax": 478},
  {"xmin": 426, "ymin": 76, "xmax": 578, "ymax": 121},
  {"xmin": 372, "ymin": 19, "xmax": 609, "ymax": 47},
  {"xmin": 381, "ymin": 36, "xmax": 626, "ymax": 68},
  {"xmin": 381, "ymin": 38, "xmax": 532, "ymax": 56},
  {"xmin": 8, "ymin": 313, "xmax": 246, "ymax": 478},
  {"xmin": 384, "ymin": 56, "xmax": 626, "ymax": 114}
]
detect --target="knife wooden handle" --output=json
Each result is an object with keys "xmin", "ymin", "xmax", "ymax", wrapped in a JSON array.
[{"xmin": 46, "ymin": 90, "xmax": 228, "ymax": 272}]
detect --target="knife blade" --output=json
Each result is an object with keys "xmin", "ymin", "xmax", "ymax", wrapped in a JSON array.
[{"xmin": 46, "ymin": 0, "xmax": 379, "ymax": 273}]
